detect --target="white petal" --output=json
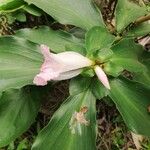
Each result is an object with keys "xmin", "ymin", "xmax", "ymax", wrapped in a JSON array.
[
  {"xmin": 53, "ymin": 69, "xmax": 82, "ymax": 80},
  {"xmin": 33, "ymin": 68, "xmax": 60, "ymax": 86},
  {"xmin": 54, "ymin": 51, "xmax": 93, "ymax": 72},
  {"xmin": 33, "ymin": 74, "xmax": 48, "ymax": 86},
  {"xmin": 40, "ymin": 44, "xmax": 51, "ymax": 60},
  {"xmin": 34, "ymin": 45, "xmax": 93, "ymax": 85},
  {"xmin": 94, "ymin": 66, "xmax": 110, "ymax": 89}
]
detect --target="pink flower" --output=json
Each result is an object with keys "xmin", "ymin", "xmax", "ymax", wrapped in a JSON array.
[
  {"xmin": 94, "ymin": 65, "xmax": 110, "ymax": 90},
  {"xmin": 33, "ymin": 44, "xmax": 110, "ymax": 90},
  {"xmin": 33, "ymin": 45, "xmax": 93, "ymax": 85}
]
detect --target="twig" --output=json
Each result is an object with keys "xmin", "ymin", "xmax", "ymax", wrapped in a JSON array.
[{"xmin": 134, "ymin": 13, "xmax": 150, "ymax": 25}]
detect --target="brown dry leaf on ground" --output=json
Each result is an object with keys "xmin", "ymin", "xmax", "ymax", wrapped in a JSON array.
[{"xmin": 131, "ymin": 132, "xmax": 144, "ymax": 150}]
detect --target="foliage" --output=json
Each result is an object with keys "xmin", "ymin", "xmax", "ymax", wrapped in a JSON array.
[{"xmin": 0, "ymin": 0, "xmax": 150, "ymax": 149}]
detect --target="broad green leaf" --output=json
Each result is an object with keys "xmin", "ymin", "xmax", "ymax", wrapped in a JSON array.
[
  {"xmin": 0, "ymin": 86, "xmax": 44, "ymax": 147},
  {"xmin": 109, "ymin": 78, "xmax": 150, "ymax": 136},
  {"xmin": 23, "ymin": 4, "xmax": 42, "ymax": 17},
  {"xmin": 111, "ymin": 38, "xmax": 146, "ymax": 73},
  {"xmin": 94, "ymin": 48, "xmax": 114, "ymax": 62},
  {"xmin": 115, "ymin": 0, "xmax": 148, "ymax": 32},
  {"xmin": 0, "ymin": 36, "xmax": 42, "ymax": 96},
  {"xmin": 104, "ymin": 61, "xmax": 123, "ymax": 77},
  {"xmin": 127, "ymin": 21, "xmax": 150, "ymax": 37},
  {"xmin": 15, "ymin": 26, "xmax": 85, "ymax": 53},
  {"xmin": 133, "ymin": 51, "xmax": 150, "ymax": 88},
  {"xmin": 69, "ymin": 76, "xmax": 92, "ymax": 95},
  {"xmin": 24, "ymin": 0, "xmax": 104, "ymax": 30},
  {"xmin": 4, "ymin": 11, "xmax": 26, "ymax": 24},
  {"xmin": 85, "ymin": 26, "xmax": 115, "ymax": 55},
  {"xmin": 110, "ymin": 58, "xmax": 146, "ymax": 73},
  {"xmin": 65, "ymin": 43, "xmax": 86, "ymax": 55},
  {"xmin": 112, "ymin": 39, "xmax": 143, "ymax": 58},
  {"xmin": 133, "ymin": 71, "xmax": 150, "ymax": 89},
  {"xmin": 32, "ymin": 89, "xmax": 97, "ymax": 150},
  {"xmin": 91, "ymin": 78, "xmax": 109, "ymax": 99},
  {"xmin": 0, "ymin": 0, "xmax": 26, "ymax": 12},
  {"xmin": 13, "ymin": 11, "xmax": 26, "ymax": 22},
  {"xmin": 81, "ymin": 68, "xmax": 95, "ymax": 77}
]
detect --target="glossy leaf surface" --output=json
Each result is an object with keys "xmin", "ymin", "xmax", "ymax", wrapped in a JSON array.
[
  {"xmin": 91, "ymin": 78, "xmax": 109, "ymax": 100},
  {"xmin": 109, "ymin": 78, "xmax": 150, "ymax": 136},
  {"xmin": 85, "ymin": 26, "xmax": 115, "ymax": 54},
  {"xmin": 0, "ymin": 36, "xmax": 42, "ymax": 96},
  {"xmin": 110, "ymin": 39, "xmax": 146, "ymax": 73},
  {"xmin": 24, "ymin": 0, "xmax": 104, "ymax": 30},
  {"xmin": 0, "ymin": 0, "xmax": 26, "ymax": 12},
  {"xmin": 32, "ymin": 78, "xmax": 96, "ymax": 150},
  {"xmin": 115, "ymin": 0, "xmax": 148, "ymax": 32},
  {"xmin": 133, "ymin": 51, "xmax": 150, "ymax": 89},
  {"xmin": 0, "ymin": 86, "xmax": 45, "ymax": 147},
  {"xmin": 127, "ymin": 22, "xmax": 150, "ymax": 37},
  {"xmin": 16, "ymin": 26, "xmax": 85, "ymax": 53}
]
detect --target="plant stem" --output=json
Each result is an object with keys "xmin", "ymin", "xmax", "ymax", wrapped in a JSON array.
[{"xmin": 134, "ymin": 13, "xmax": 150, "ymax": 25}]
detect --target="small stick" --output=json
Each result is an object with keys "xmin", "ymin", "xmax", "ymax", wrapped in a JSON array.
[{"xmin": 134, "ymin": 14, "xmax": 150, "ymax": 25}]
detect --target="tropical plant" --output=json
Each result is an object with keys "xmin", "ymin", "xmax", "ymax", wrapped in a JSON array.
[{"xmin": 0, "ymin": 0, "xmax": 150, "ymax": 149}]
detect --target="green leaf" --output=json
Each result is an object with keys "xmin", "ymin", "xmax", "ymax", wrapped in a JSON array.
[
  {"xmin": 104, "ymin": 61, "xmax": 123, "ymax": 77},
  {"xmin": 127, "ymin": 21, "xmax": 150, "ymax": 37},
  {"xmin": 0, "ymin": 36, "xmax": 42, "ymax": 96},
  {"xmin": 14, "ymin": 12, "xmax": 26, "ymax": 22},
  {"xmin": 112, "ymin": 39, "xmax": 143, "ymax": 58},
  {"xmin": 111, "ymin": 38, "xmax": 146, "ymax": 73},
  {"xmin": 115, "ymin": 0, "xmax": 148, "ymax": 32},
  {"xmin": 110, "ymin": 58, "xmax": 146, "ymax": 73},
  {"xmin": 91, "ymin": 78, "xmax": 109, "ymax": 100},
  {"xmin": 109, "ymin": 78, "xmax": 150, "ymax": 136},
  {"xmin": 94, "ymin": 48, "xmax": 114, "ymax": 62},
  {"xmin": 133, "ymin": 51, "xmax": 150, "ymax": 88},
  {"xmin": 24, "ymin": 0, "xmax": 104, "ymax": 30},
  {"xmin": 133, "ymin": 71, "xmax": 150, "ymax": 89},
  {"xmin": 81, "ymin": 68, "xmax": 95, "ymax": 77},
  {"xmin": 0, "ymin": 86, "xmax": 44, "ymax": 147},
  {"xmin": 65, "ymin": 44, "xmax": 86, "ymax": 55},
  {"xmin": 69, "ymin": 76, "xmax": 92, "ymax": 95},
  {"xmin": 15, "ymin": 26, "xmax": 85, "ymax": 53},
  {"xmin": 0, "ymin": 0, "xmax": 26, "ymax": 12},
  {"xmin": 16, "ymin": 138, "xmax": 28, "ymax": 150},
  {"xmin": 5, "ymin": 11, "xmax": 26, "ymax": 23},
  {"xmin": 32, "ymin": 89, "xmax": 97, "ymax": 150},
  {"xmin": 23, "ymin": 4, "xmax": 42, "ymax": 17},
  {"xmin": 85, "ymin": 26, "xmax": 115, "ymax": 55}
]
